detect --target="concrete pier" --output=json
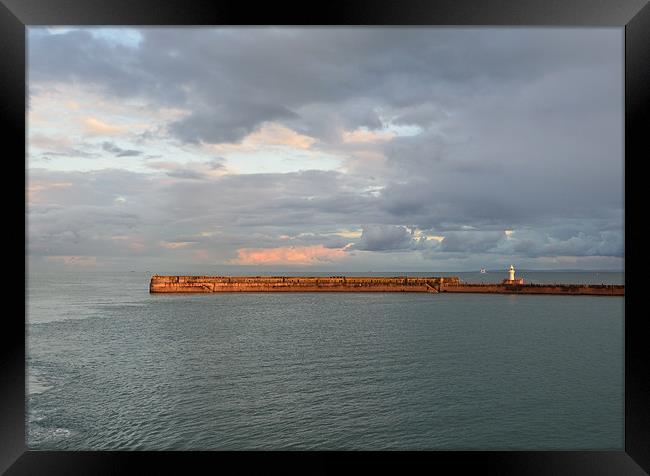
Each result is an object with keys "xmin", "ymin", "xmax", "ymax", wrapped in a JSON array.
[
  {"xmin": 149, "ymin": 275, "xmax": 623, "ymax": 296},
  {"xmin": 149, "ymin": 275, "xmax": 459, "ymax": 293},
  {"xmin": 439, "ymin": 283, "xmax": 624, "ymax": 296}
]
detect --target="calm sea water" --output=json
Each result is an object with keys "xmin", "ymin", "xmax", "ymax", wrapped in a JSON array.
[{"xmin": 26, "ymin": 270, "xmax": 624, "ymax": 450}]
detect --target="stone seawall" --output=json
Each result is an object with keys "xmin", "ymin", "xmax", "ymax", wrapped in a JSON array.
[
  {"xmin": 439, "ymin": 283, "xmax": 624, "ymax": 296},
  {"xmin": 149, "ymin": 276, "xmax": 459, "ymax": 293},
  {"xmin": 150, "ymin": 276, "xmax": 624, "ymax": 295}
]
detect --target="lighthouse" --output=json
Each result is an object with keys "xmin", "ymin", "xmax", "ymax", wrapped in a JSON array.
[{"xmin": 503, "ymin": 264, "xmax": 524, "ymax": 285}]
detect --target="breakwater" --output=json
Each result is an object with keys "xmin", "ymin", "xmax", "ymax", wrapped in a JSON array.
[
  {"xmin": 149, "ymin": 276, "xmax": 624, "ymax": 295},
  {"xmin": 150, "ymin": 275, "xmax": 459, "ymax": 293},
  {"xmin": 439, "ymin": 283, "xmax": 624, "ymax": 296}
]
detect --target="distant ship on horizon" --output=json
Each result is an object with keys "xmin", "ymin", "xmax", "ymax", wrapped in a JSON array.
[{"xmin": 480, "ymin": 268, "xmax": 487, "ymax": 273}]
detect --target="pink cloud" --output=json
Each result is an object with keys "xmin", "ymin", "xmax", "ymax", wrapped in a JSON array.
[
  {"xmin": 207, "ymin": 122, "xmax": 316, "ymax": 153},
  {"xmin": 82, "ymin": 117, "xmax": 125, "ymax": 135},
  {"xmin": 341, "ymin": 128, "xmax": 395, "ymax": 143},
  {"xmin": 233, "ymin": 245, "xmax": 346, "ymax": 265}
]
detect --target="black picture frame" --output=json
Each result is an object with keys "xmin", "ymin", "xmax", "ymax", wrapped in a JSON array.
[{"xmin": 3, "ymin": 0, "xmax": 648, "ymax": 474}]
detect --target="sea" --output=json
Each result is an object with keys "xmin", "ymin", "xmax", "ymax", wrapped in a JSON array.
[{"xmin": 26, "ymin": 270, "xmax": 625, "ymax": 450}]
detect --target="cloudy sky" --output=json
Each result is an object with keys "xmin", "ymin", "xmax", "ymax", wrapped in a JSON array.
[{"xmin": 27, "ymin": 27, "xmax": 623, "ymax": 272}]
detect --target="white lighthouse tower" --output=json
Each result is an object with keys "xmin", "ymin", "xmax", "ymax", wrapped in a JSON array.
[{"xmin": 503, "ymin": 264, "xmax": 523, "ymax": 285}]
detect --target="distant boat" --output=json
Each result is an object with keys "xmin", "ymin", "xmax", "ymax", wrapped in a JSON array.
[{"xmin": 480, "ymin": 268, "xmax": 487, "ymax": 273}]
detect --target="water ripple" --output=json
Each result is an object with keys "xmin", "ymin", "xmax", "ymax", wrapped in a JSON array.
[{"xmin": 27, "ymin": 274, "xmax": 624, "ymax": 450}]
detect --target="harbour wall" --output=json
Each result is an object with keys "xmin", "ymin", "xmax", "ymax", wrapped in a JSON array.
[
  {"xmin": 149, "ymin": 276, "xmax": 458, "ymax": 293},
  {"xmin": 439, "ymin": 283, "xmax": 624, "ymax": 296},
  {"xmin": 149, "ymin": 276, "xmax": 624, "ymax": 295}
]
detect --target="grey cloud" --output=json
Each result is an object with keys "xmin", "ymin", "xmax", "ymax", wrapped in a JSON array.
[
  {"xmin": 506, "ymin": 229, "xmax": 624, "ymax": 258},
  {"xmin": 28, "ymin": 30, "xmax": 156, "ymax": 99},
  {"xmin": 28, "ymin": 204, "xmax": 142, "ymax": 256},
  {"xmin": 28, "ymin": 28, "xmax": 621, "ymax": 147},
  {"xmin": 27, "ymin": 167, "xmax": 623, "ymax": 269},
  {"xmin": 438, "ymin": 231, "xmax": 505, "ymax": 253},
  {"xmin": 350, "ymin": 225, "xmax": 440, "ymax": 252},
  {"xmin": 26, "ymin": 28, "xmax": 624, "ymax": 270},
  {"xmin": 39, "ymin": 149, "xmax": 99, "ymax": 159},
  {"xmin": 102, "ymin": 142, "xmax": 143, "ymax": 157},
  {"xmin": 267, "ymin": 232, "xmax": 353, "ymax": 250},
  {"xmin": 353, "ymin": 225, "xmax": 414, "ymax": 251},
  {"xmin": 145, "ymin": 157, "xmax": 226, "ymax": 180},
  {"xmin": 391, "ymin": 103, "xmax": 449, "ymax": 128},
  {"xmin": 165, "ymin": 169, "xmax": 205, "ymax": 180},
  {"xmin": 207, "ymin": 158, "xmax": 226, "ymax": 170},
  {"xmin": 168, "ymin": 104, "xmax": 298, "ymax": 144}
]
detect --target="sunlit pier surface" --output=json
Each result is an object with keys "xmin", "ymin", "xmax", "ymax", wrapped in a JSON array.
[{"xmin": 150, "ymin": 275, "xmax": 624, "ymax": 296}]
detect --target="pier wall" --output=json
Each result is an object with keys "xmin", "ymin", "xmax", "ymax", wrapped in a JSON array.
[
  {"xmin": 149, "ymin": 276, "xmax": 624, "ymax": 296},
  {"xmin": 439, "ymin": 283, "xmax": 624, "ymax": 296},
  {"xmin": 149, "ymin": 276, "xmax": 459, "ymax": 293}
]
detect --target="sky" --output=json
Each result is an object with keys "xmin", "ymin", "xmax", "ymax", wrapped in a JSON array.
[{"xmin": 26, "ymin": 27, "xmax": 624, "ymax": 272}]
